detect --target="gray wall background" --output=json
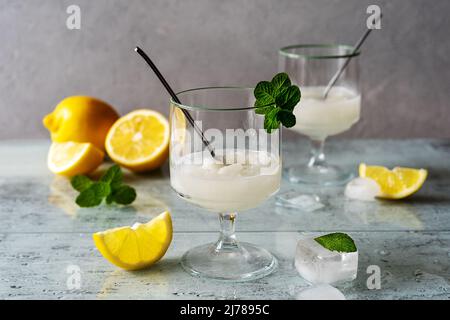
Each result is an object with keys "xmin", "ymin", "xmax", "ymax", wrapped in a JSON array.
[{"xmin": 1, "ymin": 0, "xmax": 449, "ymax": 140}]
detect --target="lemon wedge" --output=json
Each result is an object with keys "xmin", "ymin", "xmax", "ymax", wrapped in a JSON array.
[
  {"xmin": 359, "ymin": 163, "xmax": 427, "ymax": 199},
  {"xmin": 172, "ymin": 107, "xmax": 187, "ymax": 144},
  {"xmin": 93, "ymin": 211, "xmax": 173, "ymax": 270},
  {"xmin": 105, "ymin": 109, "xmax": 169, "ymax": 172},
  {"xmin": 47, "ymin": 141, "xmax": 104, "ymax": 177}
]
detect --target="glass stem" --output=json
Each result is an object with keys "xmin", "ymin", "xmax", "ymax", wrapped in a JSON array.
[
  {"xmin": 214, "ymin": 212, "xmax": 239, "ymax": 252},
  {"xmin": 308, "ymin": 139, "xmax": 327, "ymax": 168}
]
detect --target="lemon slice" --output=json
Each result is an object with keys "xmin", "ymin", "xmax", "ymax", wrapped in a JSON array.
[
  {"xmin": 48, "ymin": 141, "xmax": 104, "ymax": 177},
  {"xmin": 172, "ymin": 107, "xmax": 187, "ymax": 144},
  {"xmin": 105, "ymin": 109, "xmax": 169, "ymax": 172},
  {"xmin": 359, "ymin": 163, "xmax": 427, "ymax": 199},
  {"xmin": 93, "ymin": 211, "xmax": 173, "ymax": 270}
]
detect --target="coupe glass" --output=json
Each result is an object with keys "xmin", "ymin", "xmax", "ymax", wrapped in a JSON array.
[
  {"xmin": 170, "ymin": 87, "xmax": 281, "ymax": 281},
  {"xmin": 279, "ymin": 44, "xmax": 361, "ymax": 185}
]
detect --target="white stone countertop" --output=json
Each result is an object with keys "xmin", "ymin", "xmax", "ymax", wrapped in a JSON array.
[{"xmin": 0, "ymin": 139, "xmax": 449, "ymax": 299}]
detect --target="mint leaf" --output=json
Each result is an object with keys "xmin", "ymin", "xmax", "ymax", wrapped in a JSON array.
[
  {"xmin": 277, "ymin": 110, "xmax": 296, "ymax": 128},
  {"xmin": 71, "ymin": 175, "xmax": 93, "ymax": 192},
  {"xmin": 254, "ymin": 81, "xmax": 275, "ymax": 108},
  {"xmin": 314, "ymin": 233, "xmax": 357, "ymax": 253},
  {"xmin": 106, "ymin": 193, "xmax": 114, "ymax": 205},
  {"xmin": 275, "ymin": 85, "xmax": 301, "ymax": 111},
  {"xmin": 71, "ymin": 165, "xmax": 137, "ymax": 207},
  {"xmin": 75, "ymin": 182, "xmax": 111, "ymax": 208},
  {"xmin": 100, "ymin": 164, "xmax": 123, "ymax": 188},
  {"xmin": 271, "ymin": 72, "xmax": 291, "ymax": 95},
  {"xmin": 254, "ymin": 73, "xmax": 301, "ymax": 133},
  {"xmin": 264, "ymin": 108, "xmax": 280, "ymax": 133},
  {"xmin": 255, "ymin": 104, "xmax": 275, "ymax": 115},
  {"xmin": 112, "ymin": 185, "xmax": 137, "ymax": 205}
]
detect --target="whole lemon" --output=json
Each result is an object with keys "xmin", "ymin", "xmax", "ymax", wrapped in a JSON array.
[{"xmin": 43, "ymin": 96, "xmax": 119, "ymax": 151}]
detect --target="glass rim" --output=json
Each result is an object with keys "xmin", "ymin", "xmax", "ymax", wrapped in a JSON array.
[
  {"xmin": 279, "ymin": 44, "xmax": 361, "ymax": 59},
  {"xmin": 171, "ymin": 86, "xmax": 256, "ymax": 112}
]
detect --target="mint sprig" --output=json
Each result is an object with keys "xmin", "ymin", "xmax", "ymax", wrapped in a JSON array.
[
  {"xmin": 314, "ymin": 233, "xmax": 357, "ymax": 253},
  {"xmin": 71, "ymin": 165, "xmax": 137, "ymax": 207},
  {"xmin": 254, "ymin": 72, "xmax": 301, "ymax": 133}
]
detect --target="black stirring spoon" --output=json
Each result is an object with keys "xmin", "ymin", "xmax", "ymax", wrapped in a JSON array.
[
  {"xmin": 134, "ymin": 46, "xmax": 216, "ymax": 158},
  {"xmin": 322, "ymin": 13, "xmax": 383, "ymax": 99}
]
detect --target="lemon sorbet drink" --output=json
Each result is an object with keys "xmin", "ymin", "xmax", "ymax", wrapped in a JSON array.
[
  {"xmin": 171, "ymin": 149, "xmax": 281, "ymax": 212},
  {"xmin": 169, "ymin": 87, "xmax": 282, "ymax": 281},
  {"xmin": 279, "ymin": 44, "xmax": 361, "ymax": 185},
  {"xmin": 292, "ymin": 86, "xmax": 361, "ymax": 141}
]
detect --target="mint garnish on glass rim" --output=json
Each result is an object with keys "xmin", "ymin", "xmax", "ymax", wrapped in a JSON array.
[
  {"xmin": 314, "ymin": 233, "xmax": 357, "ymax": 253},
  {"xmin": 254, "ymin": 72, "xmax": 301, "ymax": 133}
]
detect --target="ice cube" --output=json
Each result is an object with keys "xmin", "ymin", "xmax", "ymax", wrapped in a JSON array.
[
  {"xmin": 345, "ymin": 177, "xmax": 381, "ymax": 201},
  {"xmin": 276, "ymin": 192, "xmax": 325, "ymax": 212},
  {"xmin": 201, "ymin": 158, "xmax": 222, "ymax": 171},
  {"xmin": 218, "ymin": 163, "xmax": 243, "ymax": 176},
  {"xmin": 295, "ymin": 237, "xmax": 358, "ymax": 284},
  {"xmin": 296, "ymin": 284, "xmax": 346, "ymax": 300}
]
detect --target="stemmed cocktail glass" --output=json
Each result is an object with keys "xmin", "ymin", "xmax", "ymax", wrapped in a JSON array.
[
  {"xmin": 279, "ymin": 44, "xmax": 361, "ymax": 185},
  {"xmin": 170, "ymin": 87, "xmax": 281, "ymax": 281}
]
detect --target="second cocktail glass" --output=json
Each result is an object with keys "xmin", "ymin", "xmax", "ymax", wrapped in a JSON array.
[
  {"xmin": 279, "ymin": 44, "xmax": 361, "ymax": 185},
  {"xmin": 170, "ymin": 87, "xmax": 281, "ymax": 281}
]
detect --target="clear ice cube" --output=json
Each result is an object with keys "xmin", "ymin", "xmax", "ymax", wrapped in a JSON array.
[
  {"xmin": 296, "ymin": 284, "xmax": 346, "ymax": 300},
  {"xmin": 276, "ymin": 192, "xmax": 325, "ymax": 212},
  {"xmin": 295, "ymin": 237, "xmax": 358, "ymax": 284},
  {"xmin": 345, "ymin": 177, "xmax": 380, "ymax": 201}
]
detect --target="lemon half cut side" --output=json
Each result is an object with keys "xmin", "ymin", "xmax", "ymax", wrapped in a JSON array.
[
  {"xmin": 47, "ymin": 141, "xmax": 104, "ymax": 177},
  {"xmin": 105, "ymin": 109, "xmax": 170, "ymax": 172}
]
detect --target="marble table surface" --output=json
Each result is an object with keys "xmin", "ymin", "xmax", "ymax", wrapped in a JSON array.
[{"xmin": 0, "ymin": 139, "xmax": 449, "ymax": 300}]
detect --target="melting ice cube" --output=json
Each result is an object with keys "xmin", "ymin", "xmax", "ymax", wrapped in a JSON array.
[
  {"xmin": 276, "ymin": 192, "xmax": 325, "ymax": 212},
  {"xmin": 345, "ymin": 177, "xmax": 381, "ymax": 201},
  {"xmin": 295, "ymin": 237, "xmax": 358, "ymax": 284},
  {"xmin": 296, "ymin": 284, "xmax": 346, "ymax": 300},
  {"xmin": 201, "ymin": 157, "xmax": 222, "ymax": 171}
]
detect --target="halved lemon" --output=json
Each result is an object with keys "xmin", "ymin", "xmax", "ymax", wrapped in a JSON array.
[
  {"xmin": 47, "ymin": 141, "xmax": 104, "ymax": 177},
  {"xmin": 105, "ymin": 109, "xmax": 169, "ymax": 172},
  {"xmin": 359, "ymin": 163, "xmax": 427, "ymax": 199},
  {"xmin": 93, "ymin": 211, "xmax": 173, "ymax": 270}
]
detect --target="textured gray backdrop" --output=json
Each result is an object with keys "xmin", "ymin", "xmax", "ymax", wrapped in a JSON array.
[{"xmin": 1, "ymin": 0, "xmax": 449, "ymax": 139}]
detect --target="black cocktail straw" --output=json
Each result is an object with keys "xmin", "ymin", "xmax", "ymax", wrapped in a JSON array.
[
  {"xmin": 134, "ymin": 46, "xmax": 216, "ymax": 158},
  {"xmin": 322, "ymin": 13, "xmax": 383, "ymax": 99}
]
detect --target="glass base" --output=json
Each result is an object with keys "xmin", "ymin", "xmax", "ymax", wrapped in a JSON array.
[
  {"xmin": 287, "ymin": 164, "xmax": 354, "ymax": 186},
  {"xmin": 181, "ymin": 242, "xmax": 278, "ymax": 282}
]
